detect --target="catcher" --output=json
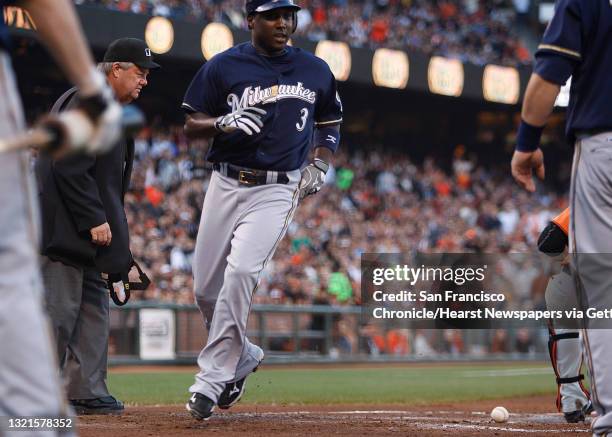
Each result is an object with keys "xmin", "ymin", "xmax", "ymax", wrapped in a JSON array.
[{"xmin": 539, "ymin": 207, "xmax": 592, "ymax": 423}]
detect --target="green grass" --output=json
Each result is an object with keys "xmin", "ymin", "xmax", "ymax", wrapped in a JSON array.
[{"xmin": 108, "ymin": 363, "xmax": 558, "ymax": 406}]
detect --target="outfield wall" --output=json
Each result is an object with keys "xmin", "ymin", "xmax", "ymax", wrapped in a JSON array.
[{"xmin": 109, "ymin": 303, "xmax": 547, "ymax": 365}]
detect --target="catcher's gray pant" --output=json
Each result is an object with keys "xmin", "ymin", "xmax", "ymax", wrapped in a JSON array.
[
  {"xmin": 190, "ymin": 168, "xmax": 300, "ymax": 402},
  {"xmin": 569, "ymin": 132, "xmax": 612, "ymax": 435},
  {"xmin": 545, "ymin": 268, "xmax": 589, "ymax": 413},
  {"xmin": 41, "ymin": 258, "xmax": 111, "ymax": 400},
  {"xmin": 0, "ymin": 53, "xmax": 73, "ymax": 436}
]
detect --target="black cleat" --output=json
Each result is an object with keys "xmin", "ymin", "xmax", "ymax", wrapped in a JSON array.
[
  {"xmin": 217, "ymin": 366, "xmax": 258, "ymax": 410},
  {"xmin": 564, "ymin": 409, "xmax": 586, "ymax": 423},
  {"xmin": 186, "ymin": 392, "xmax": 215, "ymax": 420},
  {"xmin": 583, "ymin": 400, "xmax": 594, "ymax": 416},
  {"xmin": 70, "ymin": 396, "xmax": 124, "ymax": 415},
  {"xmin": 564, "ymin": 400, "xmax": 593, "ymax": 423}
]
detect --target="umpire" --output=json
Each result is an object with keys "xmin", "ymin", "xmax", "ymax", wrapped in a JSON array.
[
  {"xmin": 37, "ymin": 38, "xmax": 159, "ymax": 415},
  {"xmin": 511, "ymin": 1, "xmax": 612, "ymax": 435}
]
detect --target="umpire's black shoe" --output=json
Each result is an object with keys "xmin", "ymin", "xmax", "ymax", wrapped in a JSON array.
[
  {"xmin": 217, "ymin": 366, "xmax": 259, "ymax": 410},
  {"xmin": 186, "ymin": 392, "xmax": 215, "ymax": 420},
  {"xmin": 70, "ymin": 396, "xmax": 124, "ymax": 415}
]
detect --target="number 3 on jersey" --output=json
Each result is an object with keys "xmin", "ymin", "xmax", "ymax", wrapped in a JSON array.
[{"xmin": 296, "ymin": 108, "xmax": 308, "ymax": 132}]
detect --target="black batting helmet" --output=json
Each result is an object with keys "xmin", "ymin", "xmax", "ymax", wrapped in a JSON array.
[
  {"xmin": 246, "ymin": 0, "xmax": 301, "ymax": 33},
  {"xmin": 245, "ymin": 0, "xmax": 301, "ymax": 15}
]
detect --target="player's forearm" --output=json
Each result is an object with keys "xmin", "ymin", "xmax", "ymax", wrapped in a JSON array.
[
  {"xmin": 314, "ymin": 146, "xmax": 333, "ymax": 165},
  {"xmin": 521, "ymin": 73, "xmax": 561, "ymax": 127},
  {"xmin": 18, "ymin": 0, "xmax": 100, "ymax": 96},
  {"xmin": 313, "ymin": 124, "xmax": 340, "ymax": 164},
  {"xmin": 184, "ymin": 113, "xmax": 218, "ymax": 140}
]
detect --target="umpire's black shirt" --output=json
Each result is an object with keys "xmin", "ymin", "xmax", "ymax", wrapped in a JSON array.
[{"xmin": 36, "ymin": 87, "xmax": 134, "ymax": 273}]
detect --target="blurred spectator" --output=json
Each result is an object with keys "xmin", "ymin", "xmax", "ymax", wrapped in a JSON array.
[
  {"xmin": 413, "ymin": 330, "xmax": 436, "ymax": 356},
  {"xmin": 386, "ymin": 329, "xmax": 409, "ymax": 355},
  {"xmin": 78, "ymin": 0, "xmax": 530, "ymax": 66},
  {"xmin": 442, "ymin": 329, "xmax": 464, "ymax": 354},
  {"xmin": 491, "ymin": 329, "xmax": 509, "ymax": 353},
  {"xmin": 515, "ymin": 328, "xmax": 535, "ymax": 354}
]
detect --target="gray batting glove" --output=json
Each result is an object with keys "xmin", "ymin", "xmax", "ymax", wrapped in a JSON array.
[
  {"xmin": 215, "ymin": 107, "xmax": 266, "ymax": 136},
  {"xmin": 299, "ymin": 158, "xmax": 329, "ymax": 200}
]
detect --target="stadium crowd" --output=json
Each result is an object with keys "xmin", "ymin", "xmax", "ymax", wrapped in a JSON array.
[
  {"xmin": 127, "ymin": 124, "xmax": 564, "ymax": 310},
  {"xmin": 119, "ymin": 124, "xmax": 560, "ymax": 356},
  {"xmin": 76, "ymin": 0, "xmax": 531, "ymax": 66}
]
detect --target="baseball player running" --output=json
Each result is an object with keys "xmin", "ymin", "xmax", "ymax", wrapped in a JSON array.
[
  {"xmin": 0, "ymin": 0, "xmax": 121, "ymax": 434},
  {"xmin": 511, "ymin": 1, "xmax": 612, "ymax": 435},
  {"xmin": 539, "ymin": 208, "xmax": 592, "ymax": 423},
  {"xmin": 181, "ymin": 0, "xmax": 342, "ymax": 419}
]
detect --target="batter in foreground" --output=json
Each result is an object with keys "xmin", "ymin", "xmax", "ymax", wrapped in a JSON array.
[{"xmin": 181, "ymin": 0, "xmax": 342, "ymax": 420}]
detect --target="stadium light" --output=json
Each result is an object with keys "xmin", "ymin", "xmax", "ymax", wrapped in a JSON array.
[
  {"xmin": 315, "ymin": 40, "xmax": 351, "ymax": 82},
  {"xmin": 372, "ymin": 48, "xmax": 409, "ymax": 89},
  {"xmin": 428, "ymin": 56, "xmax": 464, "ymax": 97},
  {"xmin": 482, "ymin": 65, "xmax": 520, "ymax": 105},
  {"xmin": 201, "ymin": 22, "xmax": 234, "ymax": 61},
  {"xmin": 144, "ymin": 16, "xmax": 174, "ymax": 54}
]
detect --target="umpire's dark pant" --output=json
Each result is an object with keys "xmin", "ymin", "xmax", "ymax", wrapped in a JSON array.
[{"xmin": 41, "ymin": 256, "xmax": 111, "ymax": 400}]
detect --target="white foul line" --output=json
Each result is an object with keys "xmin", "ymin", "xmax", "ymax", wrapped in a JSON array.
[{"xmin": 219, "ymin": 410, "xmax": 590, "ymax": 433}]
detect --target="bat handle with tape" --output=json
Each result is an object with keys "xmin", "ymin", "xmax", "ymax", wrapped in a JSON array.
[
  {"xmin": 0, "ymin": 128, "xmax": 54, "ymax": 154},
  {"xmin": 0, "ymin": 105, "xmax": 145, "ymax": 155}
]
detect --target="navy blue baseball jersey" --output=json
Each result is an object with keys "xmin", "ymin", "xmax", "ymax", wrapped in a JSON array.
[
  {"xmin": 182, "ymin": 42, "xmax": 342, "ymax": 171},
  {"xmin": 0, "ymin": 1, "xmax": 17, "ymax": 51},
  {"xmin": 534, "ymin": 0, "xmax": 612, "ymax": 139}
]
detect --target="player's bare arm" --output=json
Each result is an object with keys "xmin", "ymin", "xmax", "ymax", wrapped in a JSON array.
[
  {"xmin": 184, "ymin": 112, "xmax": 217, "ymax": 140},
  {"xmin": 314, "ymin": 141, "xmax": 334, "ymax": 165},
  {"xmin": 511, "ymin": 73, "xmax": 560, "ymax": 193},
  {"xmin": 522, "ymin": 74, "xmax": 560, "ymax": 126}
]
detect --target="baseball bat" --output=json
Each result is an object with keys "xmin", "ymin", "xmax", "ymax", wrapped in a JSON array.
[{"xmin": 0, "ymin": 105, "xmax": 145, "ymax": 154}]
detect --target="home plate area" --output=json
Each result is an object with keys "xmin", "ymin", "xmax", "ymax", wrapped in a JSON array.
[{"xmin": 78, "ymin": 398, "xmax": 591, "ymax": 437}]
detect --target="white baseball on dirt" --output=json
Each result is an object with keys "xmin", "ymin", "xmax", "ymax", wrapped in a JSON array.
[{"xmin": 490, "ymin": 406, "xmax": 509, "ymax": 423}]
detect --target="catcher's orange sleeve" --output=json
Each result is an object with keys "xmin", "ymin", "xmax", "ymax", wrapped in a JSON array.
[{"xmin": 551, "ymin": 207, "xmax": 570, "ymax": 236}]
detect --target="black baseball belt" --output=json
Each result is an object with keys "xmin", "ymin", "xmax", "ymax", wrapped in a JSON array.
[
  {"xmin": 575, "ymin": 128, "xmax": 612, "ymax": 140},
  {"xmin": 213, "ymin": 163, "xmax": 289, "ymax": 186}
]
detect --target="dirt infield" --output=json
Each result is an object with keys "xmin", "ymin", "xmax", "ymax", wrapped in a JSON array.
[{"xmin": 78, "ymin": 395, "xmax": 590, "ymax": 436}]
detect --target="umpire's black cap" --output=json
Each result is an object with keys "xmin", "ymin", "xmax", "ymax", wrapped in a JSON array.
[
  {"xmin": 245, "ymin": 0, "xmax": 301, "ymax": 15},
  {"xmin": 103, "ymin": 38, "xmax": 160, "ymax": 70}
]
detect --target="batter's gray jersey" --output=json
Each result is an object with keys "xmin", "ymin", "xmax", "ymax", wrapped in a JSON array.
[{"xmin": 0, "ymin": 52, "xmax": 74, "ymax": 436}]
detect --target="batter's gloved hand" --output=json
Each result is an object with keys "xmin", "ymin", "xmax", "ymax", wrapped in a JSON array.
[
  {"xmin": 42, "ymin": 69, "xmax": 122, "ymax": 155},
  {"xmin": 299, "ymin": 158, "xmax": 329, "ymax": 200},
  {"xmin": 215, "ymin": 107, "xmax": 266, "ymax": 136}
]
